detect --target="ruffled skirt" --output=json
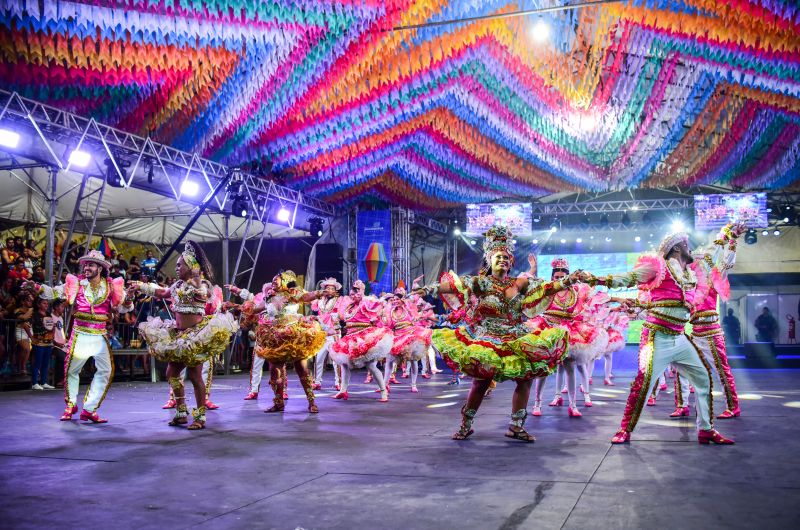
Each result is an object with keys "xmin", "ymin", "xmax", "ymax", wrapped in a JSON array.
[
  {"xmin": 255, "ymin": 316, "xmax": 327, "ymax": 363},
  {"xmin": 527, "ymin": 317, "xmax": 607, "ymax": 364},
  {"xmin": 330, "ymin": 327, "xmax": 394, "ymax": 368},
  {"xmin": 139, "ymin": 313, "xmax": 238, "ymax": 367},
  {"xmin": 390, "ymin": 326, "xmax": 432, "ymax": 360},
  {"xmin": 432, "ymin": 326, "xmax": 568, "ymax": 382},
  {"xmin": 606, "ymin": 329, "xmax": 626, "ymax": 354}
]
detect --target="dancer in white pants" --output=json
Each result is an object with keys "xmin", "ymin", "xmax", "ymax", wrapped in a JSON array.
[{"xmin": 311, "ymin": 278, "xmax": 342, "ymax": 390}]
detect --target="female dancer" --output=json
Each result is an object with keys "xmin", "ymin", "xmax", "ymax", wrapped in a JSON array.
[
  {"xmin": 407, "ymin": 287, "xmax": 440, "ymax": 378},
  {"xmin": 415, "ymin": 227, "xmax": 575, "ymax": 442},
  {"xmin": 382, "ymin": 287, "xmax": 432, "ymax": 393},
  {"xmin": 329, "ymin": 281, "xmax": 393, "ymax": 402},
  {"xmin": 229, "ymin": 271, "xmax": 326, "ymax": 413},
  {"xmin": 527, "ymin": 258, "xmax": 605, "ymax": 417},
  {"xmin": 311, "ymin": 278, "xmax": 343, "ymax": 390},
  {"xmin": 134, "ymin": 242, "xmax": 238, "ymax": 429}
]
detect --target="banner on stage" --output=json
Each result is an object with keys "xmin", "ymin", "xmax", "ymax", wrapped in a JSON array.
[{"xmin": 357, "ymin": 210, "xmax": 392, "ymax": 296}]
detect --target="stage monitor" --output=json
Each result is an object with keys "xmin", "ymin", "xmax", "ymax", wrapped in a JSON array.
[
  {"xmin": 465, "ymin": 203, "xmax": 532, "ymax": 237},
  {"xmin": 694, "ymin": 192, "xmax": 768, "ymax": 231}
]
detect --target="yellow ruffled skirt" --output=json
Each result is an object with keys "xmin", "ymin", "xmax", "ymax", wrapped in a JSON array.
[{"xmin": 139, "ymin": 313, "xmax": 239, "ymax": 367}]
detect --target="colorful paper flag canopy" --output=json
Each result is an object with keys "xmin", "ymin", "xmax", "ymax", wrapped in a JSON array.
[{"xmin": 1, "ymin": 1, "xmax": 798, "ymax": 210}]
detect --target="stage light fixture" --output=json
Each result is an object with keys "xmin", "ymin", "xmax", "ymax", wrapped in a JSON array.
[
  {"xmin": 560, "ymin": 238, "xmax": 566, "ymax": 244},
  {"xmin": 761, "ymin": 229, "xmax": 769, "ymax": 236},
  {"xmin": 533, "ymin": 214, "xmax": 541, "ymax": 223},
  {"xmin": 575, "ymin": 238, "xmax": 583, "ymax": 243},
  {"xmin": 599, "ymin": 214, "xmax": 609, "ymax": 229},
  {"xmin": 549, "ymin": 217, "xmax": 561, "ymax": 232},
  {"xmin": 231, "ymin": 195, "xmax": 249, "ymax": 218},
  {"xmin": 634, "ymin": 236, "xmax": 641, "ymax": 242},
  {"xmin": 453, "ymin": 227, "xmax": 462, "ymax": 236},
  {"xmin": 532, "ymin": 239, "xmax": 539, "ymax": 245},
  {"xmin": 277, "ymin": 207, "xmax": 291, "ymax": 223},
  {"xmin": 69, "ymin": 149, "xmax": 91, "ymax": 168},
  {"xmin": 309, "ymin": 217, "xmax": 325, "ymax": 239},
  {"xmin": 671, "ymin": 219, "xmax": 686, "ymax": 233},
  {"xmin": 773, "ymin": 229, "xmax": 781, "ymax": 236},
  {"xmin": 605, "ymin": 236, "xmax": 612, "ymax": 242},
  {"xmin": 744, "ymin": 229, "xmax": 757, "ymax": 244},
  {"xmin": 783, "ymin": 216, "xmax": 790, "ymax": 223},
  {"xmin": 578, "ymin": 214, "xmax": 590, "ymax": 230},
  {"xmin": 0, "ymin": 128, "xmax": 20, "ymax": 148},
  {"xmin": 642, "ymin": 211, "xmax": 653, "ymax": 223},
  {"xmin": 180, "ymin": 180, "xmax": 199, "ymax": 197},
  {"xmin": 531, "ymin": 18, "xmax": 550, "ymax": 43},
  {"xmin": 103, "ymin": 157, "xmax": 129, "ymax": 188},
  {"xmin": 621, "ymin": 212, "xmax": 631, "ymax": 227}
]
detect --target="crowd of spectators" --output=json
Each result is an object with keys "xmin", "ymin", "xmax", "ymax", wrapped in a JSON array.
[{"xmin": 0, "ymin": 236, "xmax": 181, "ymax": 388}]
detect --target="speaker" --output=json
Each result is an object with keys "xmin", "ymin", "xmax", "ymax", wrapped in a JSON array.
[{"xmin": 315, "ymin": 243, "xmax": 343, "ymax": 284}]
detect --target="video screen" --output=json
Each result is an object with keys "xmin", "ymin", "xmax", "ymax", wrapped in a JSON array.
[
  {"xmin": 694, "ymin": 193, "xmax": 768, "ymax": 231},
  {"xmin": 466, "ymin": 203, "xmax": 532, "ymax": 237}
]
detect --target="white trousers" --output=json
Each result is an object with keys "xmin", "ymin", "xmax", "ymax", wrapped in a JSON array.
[
  {"xmin": 313, "ymin": 336, "xmax": 340, "ymax": 386},
  {"xmin": 64, "ymin": 334, "xmax": 114, "ymax": 412}
]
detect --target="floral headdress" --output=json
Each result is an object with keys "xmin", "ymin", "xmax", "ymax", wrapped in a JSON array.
[
  {"xmin": 551, "ymin": 257, "xmax": 570, "ymax": 272},
  {"xmin": 182, "ymin": 243, "xmax": 200, "ymax": 273},
  {"xmin": 657, "ymin": 232, "xmax": 689, "ymax": 258}
]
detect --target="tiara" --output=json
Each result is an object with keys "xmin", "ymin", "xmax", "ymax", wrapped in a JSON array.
[{"xmin": 482, "ymin": 226, "xmax": 515, "ymax": 256}]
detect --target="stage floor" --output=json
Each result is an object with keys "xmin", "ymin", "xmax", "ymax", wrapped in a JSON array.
[{"xmin": 2, "ymin": 352, "xmax": 800, "ymax": 529}]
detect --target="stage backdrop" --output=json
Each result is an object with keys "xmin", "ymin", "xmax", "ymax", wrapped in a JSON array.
[
  {"xmin": 745, "ymin": 293, "xmax": 800, "ymax": 344},
  {"xmin": 356, "ymin": 210, "xmax": 392, "ymax": 296}
]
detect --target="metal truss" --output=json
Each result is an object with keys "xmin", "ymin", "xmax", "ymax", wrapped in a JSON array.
[
  {"xmin": 531, "ymin": 198, "xmax": 691, "ymax": 215},
  {"xmin": 0, "ymin": 90, "xmax": 336, "ymax": 220},
  {"xmin": 229, "ymin": 192, "xmax": 272, "ymax": 294},
  {"xmin": 56, "ymin": 174, "xmax": 108, "ymax": 281},
  {"xmin": 390, "ymin": 208, "xmax": 411, "ymax": 289}
]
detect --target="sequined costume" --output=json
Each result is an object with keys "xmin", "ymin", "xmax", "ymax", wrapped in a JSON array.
[
  {"xmin": 590, "ymin": 231, "xmax": 732, "ymax": 445},
  {"xmin": 382, "ymin": 294, "xmax": 432, "ymax": 392},
  {"xmin": 138, "ymin": 279, "xmax": 238, "ymax": 366},
  {"xmin": 689, "ymin": 223, "xmax": 741, "ymax": 418},
  {"xmin": 310, "ymin": 279, "xmax": 343, "ymax": 389},
  {"xmin": 431, "ymin": 272, "xmax": 568, "ymax": 383},
  {"xmin": 60, "ymin": 264, "xmax": 132, "ymax": 421}
]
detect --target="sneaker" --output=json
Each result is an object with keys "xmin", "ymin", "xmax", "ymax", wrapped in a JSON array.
[
  {"xmin": 41, "ymin": 383, "xmax": 55, "ymax": 390},
  {"xmin": 31, "ymin": 384, "xmax": 43, "ymax": 390}
]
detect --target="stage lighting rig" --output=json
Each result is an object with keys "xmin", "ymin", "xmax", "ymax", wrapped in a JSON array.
[
  {"xmin": 104, "ymin": 157, "xmax": 130, "ymax": 188},
  {"xmin": 744, "ymin": 229, "xmax": 757, "ymax": 245},
  {"xmin": 231, "ymin": 195, "xmax": 249, "ymax": 218},
  {"xmin": 309, "ymin": 217, "xmax": 325, "ymax": 238}
]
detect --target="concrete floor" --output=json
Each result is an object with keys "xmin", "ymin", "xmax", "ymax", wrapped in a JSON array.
[{"xmin": 1, "ymin": 348, "xmax": 799, "ymax": 529}]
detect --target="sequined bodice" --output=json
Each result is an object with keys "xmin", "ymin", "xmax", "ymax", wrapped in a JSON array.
[
  {"xmin": 471, "ymin": 276, "xmax": 528, "ymax": 337},
  {"xmin": 169, "ymin": 280, "xmax": 210, "ymax": 315}
]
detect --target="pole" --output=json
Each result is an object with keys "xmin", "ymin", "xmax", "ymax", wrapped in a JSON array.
[{"xmin": 45, "ymin": 167, "xmax": 58, "ymax": 286}]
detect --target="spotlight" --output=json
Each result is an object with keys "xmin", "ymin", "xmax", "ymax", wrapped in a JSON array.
[
  {"xmin": 277, "ymin": 207, "xmax": 291, "ymax": 223},
  {"xmin": 228, "ymin": 180, "xmax": 242, "ymax": 195},
  {"xmin": 575, "ymin": 238, "xmax": 583, "ymax": 243},
  {"xmin": 69, "ymin": 149, "xmax": 91, "ymax": 168},
  {"xmin": 578, "ymin": 215, "xmax": 590, "ymax": 230},
  {"xmin": 469, "ymin": 240, "xmax": 476, "ymax": 246},
  {"xmin": 560, "ymin": 238, "xmax": 566, "ymax": 244},
  {"xmin": 180, "ymin": 180, "xmax": 199, "ymax": 197},
  {"xmin": 512, "ymin": 239, "xmax": 517, "ymax": 245},
  {"xmin": 783, "ymin": 216, "xmax": 790, "ymax": 223},
  {"xmin": 533, "ymin": 214, "xmax": 541, "ymax": 223},
  {"xmin": 761, "ymin": 229, "xmax": 769, "ymax": 236},
  {"xmin": 453, "ymin": 227, "xmax": 462, "ymax": 236},
  {"xmin": 671, "ymin": 219, "xmax": 686, "ymax": 233},
  {"xmin": 309, "ymin": 217, "xmax": 325, "ymax": 239},
  {"xmin": 549, "ymin": 218, "xmax": 561, "ymax": 232},
  {"xmin": 642, "ymin": 211, "xmax": 653, "ymax": 223},
  {"xmin": 532, "ymin": 239, "xmax": 539, "ymax": 245},
  {"xmin": 634, "ymin": 236, "xmax": 641, "ymax": 242},
  {"xmin": 631, "ymin": 204, "xmax": 640, "ymax": 211},
  {"xmin": 531, "ymin": 18, "xmax": 550, "ymax": 43},
  {"xmin": 599, "ymin": 214, "xmax": 609, "ymax": 229},
  {"xmin": 103, "ymin": 157, "xmax": 129, "ymax": 188},
  {"xmin": 621, "ymin": 212, "xmax": 632, "ymax": 227},
  {"xmin": 0, "ymin": 129, "xmax": 20, "ymax": 148},
  {"xmin": 605, "ymin": 236, "xmax": 612, "ymax": 242},
  {"xmin": 773, "ymin": 229, "xmax": 781, "ymax": 236},
  {"xmin": 744, "ymin": 229, "xmax": 757, "ymax": 245},
  {"xmin": 231, "ymin": 195, "xmax": 249, "ymax": 218}
]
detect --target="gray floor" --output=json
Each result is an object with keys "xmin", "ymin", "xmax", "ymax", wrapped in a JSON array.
[{"xmin": 2, "ymin": 356, "xmax": 800, "ymax": 529}]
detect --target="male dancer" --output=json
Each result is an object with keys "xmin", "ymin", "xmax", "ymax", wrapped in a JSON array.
[
  {"xmin": 585, "ymin": 232, "xmax": 734, "ymax": 445},
  {"xmin": 59, "ymin": 250, "xmax": 132, "ymax": 423}
]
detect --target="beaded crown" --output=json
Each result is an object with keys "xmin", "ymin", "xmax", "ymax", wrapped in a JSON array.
[{"xmin": 482, "ymin": 226, "xmax": 515, "ymax": 258}]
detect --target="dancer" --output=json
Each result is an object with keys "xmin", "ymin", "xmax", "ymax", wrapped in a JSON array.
[
  {"xmin": 415, "ymin": 227, "xmax": 573, "ymax": 442},
  {"xmin": 310, "ymin": 278, "xmax": 342, "ymax": 390},
  {"xmin": 230, "ymin": 271, "xmax": 326, "ymax": 413},
  {"xmin": 382, "ymin": 287, "xmax": 432, "ymax": 393},
  {"xmin": 329, "ymin": 280, "xmax": 393, "ymax": 402},
  {"xmin": 58, "ymin": 250, "xmax": 133, "ymax": 423},
  {"xmin": 689, "ymin": 222, "xmax": 746, "ymax": 418},
  {"xmin": 134, "ymin": 242, "xmax": 238, "ymax": 429},
  {"xmin": 585, "ymin": 231, "xmax": 734, "ymax": 445},
  {"xmin": 527, "ymin": 258, "xmax": 606, "ymax": 417},
  {"xmin": 599, "ymin": 308, "xmax": 631, "ymax": 385}
]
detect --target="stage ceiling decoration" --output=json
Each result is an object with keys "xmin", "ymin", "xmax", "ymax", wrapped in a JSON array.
[{"xmin": 2, "ymin": 1, "xmax": 799, "ymax": 210}]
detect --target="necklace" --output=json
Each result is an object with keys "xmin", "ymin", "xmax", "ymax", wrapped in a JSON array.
[{"xmin": 554, "ymin": 287, "xmax": 577, "ymax": 310}]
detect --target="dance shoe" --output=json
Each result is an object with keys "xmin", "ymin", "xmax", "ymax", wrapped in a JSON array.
[
  {"xmin": 531, "ymin": 403, "xmax": 542, "ymax": 417},
  {"xmin": 379, "ymin": 388, "xmax": 389, "ymax": 402},
  {"xmin": 410, "ymin": 385, "xmax": 419, "ymax": 393},
  {"xmin": 669, "ymin": 406, "xmax": 690, "ymax": 418},
  {"xmin": 611, "ymin": 430, "xmax": 631, "ymax": 444},
  {"xmin": 388, "ymin": 376, "xmax": 400, "ymax": 385},
  {"xmin": 332, "ymin": 391, "xmax": 349, "ymax": 400},
  {"xmin": 579, "ymin": 384, "xmax": 586, "ymax": 394},
  {"xmin": 549, "ymin": 396, "xmax": 563, "ymax": 407},
  {"xmin": 584, "ymin": 396, "xmax": 593, "ymax": 407},
  {"xmin": 659, "ymin": 382, "xmax": 668, "ymax": 391},
  {"xmin": 307, "ymin": 402, "xmax": 319, "ymax": 414},
  {"xmin": 162, "ymin": 399, "xmax": 177, "ymax": 409},
  {"xmin": 698, "ymin": 429, "xmax": 734, "ymax": 445},
  {"xmin": 401, "ymin": 373, "xmax": 409, "ymax": 379},
  {"xmin": 690, "ymin": 386, "xmax": 695, "ymax": 394},
  {"xmin": 717, "ymin": 408, "xmax": 741, "ymax": 419},
  {"xmin": 561, "ymin": 386, "xmax": 568, "ymax": 394},
  {"xmin": 283, "ymin": 392, "xmax": 289, "ymax": 399},
  {"xmin": 568, "ymin": 406, "xmax": 582, "ymax": 418},
  {"xmin": 312, "ymin": 383, "xmax": 322, "ymax": 390},
  {"xmin": 421, "ymin": 373, "xmax": 431, "ymax": 379},
  {"xmin": 60, "ymin": 404, "xmax": 78, "ymax": 421},
  {"xmin": 603, "ymin": 378, "xmax": 615, "ymax": 386},
  {"xmin": 243, "ymin": 392, "xmax": 259, "ymax": 400},
  {"xmin": 447, "ymin": 378, "xmax": 460, "ymax": 386},
  {"xmin": 334, "ymin": 384, "xmax": 341, "ymax": 391},
  {"xmin": 205, "ymin": 400, "xmax": 219, "ymax": 410},
  {"xmin": 646, "ymin": 397, "xmax": 656, "ymax": 406},
  {"xmin": 431, "ymin": 368, "xmax": 443, "ymax": 374},
  {"xmin": 79, "ymin": 410, "xmax": 108, "ymax": 423}
]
